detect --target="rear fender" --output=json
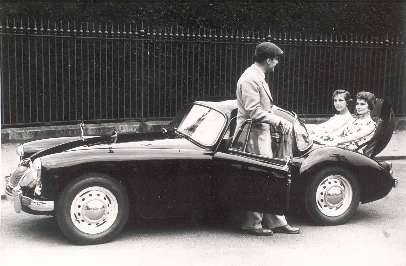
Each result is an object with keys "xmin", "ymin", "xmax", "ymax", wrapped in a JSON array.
[{"xmin": 299, "ymin": 146, "xmax": 389, "ymax": 202}]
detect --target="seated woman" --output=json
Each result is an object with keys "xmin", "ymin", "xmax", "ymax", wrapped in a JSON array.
[
  {"xmin": 320, "ymin": 91, "xmax": 377, "ymax": 151},
  {"xmin": 309, "ymin": 89, "xmax": 354, "ymax": 141}
]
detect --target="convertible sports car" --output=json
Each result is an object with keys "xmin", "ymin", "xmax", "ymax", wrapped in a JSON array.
[{"xmin": 5, "ymin": 99, "xmax": 398, "ymax": 244}]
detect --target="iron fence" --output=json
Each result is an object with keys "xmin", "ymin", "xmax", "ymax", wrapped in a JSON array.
[{"xmin": 1, "ymin": 17, "xmax": 405, "ymax": 127}]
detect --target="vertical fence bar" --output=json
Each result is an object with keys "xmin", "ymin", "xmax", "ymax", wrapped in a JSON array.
[
  {"xmin": 146, "ymin": 27, "xmax": 150, "ymax": 117},
  {"xmin": 54, "ymin": 22, "xmax": 58, "ymax": 122},
  {"xmin": 140, "ymin": 26, "xmax": 144, "ymax": 118},
  {"xmin": 0, "ymin": 20, "xmax": 5, "ymax": 124},
  {"xmin": 185, "ymin": 28, "xmax": 189, "ymax": 105},
  {"xmin": 153, "ymin": 29, "xmax": 156, "ymax": 116},
  {"xmin": 128, "ymin": 24, "xmax": 132, "ymax": 118},
  {"xmin": 7, "ymin": 19, "xmax": 12, "ymax": 124},
  {"xmin": 123, "ymin": 24, "xmax": 127, "ymax": 119},
  {"xmin": 13, "ymin": 19, "xmax": 18, "ymax": 123},
  {"xmin": 109, "ymin": 24, "xmax": 114, "ymax": 119},
  {"xmin": 60, "ymin": 21, "xmax": 64, "ymax": 122},
  {"xmin": 66, "ymin": 21, "xmax": 70, "ymax": 121},
  {"xmin": 396, "ymin": 37, "xmax": 403, "ymax": 113},
  {"xmin": 320, "ymin": 33, "xmax": 328, "ymax": 114},
  {"xmin": 92, "ymin": 23, "xmax": 96, "ymax": 120},
  {"xmin": 86, "ymin": 23, "xmax": 90, "ymax": 120},
  {"xmin": 20, "ymin": 19, "xmax": 25, "ymax": 123},
  {"xmin": 45, "ymin": 20, "xmax": 50, "ymax": 122}
]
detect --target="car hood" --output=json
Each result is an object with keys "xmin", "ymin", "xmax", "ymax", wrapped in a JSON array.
[
  {"xmin": 21, "ymin": 136, "xmax": 97, "ymax": 158},
  {"xmin": 30, "ymin": 131, "xmax": 201, "ymax": 160}
]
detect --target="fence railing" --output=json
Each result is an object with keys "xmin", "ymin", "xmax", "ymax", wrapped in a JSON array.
[{"xmin": 1, "ymin": 17, "xmax": 405, "ymax": 127}]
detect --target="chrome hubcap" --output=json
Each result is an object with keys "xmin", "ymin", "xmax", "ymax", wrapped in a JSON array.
[
  {"xmin": 70, "ymin": 186, "xmax": 118, "ymax": 235},
  {"xmin": 316, "ymin": 175, "xmax": 352, "ymax": 217}
]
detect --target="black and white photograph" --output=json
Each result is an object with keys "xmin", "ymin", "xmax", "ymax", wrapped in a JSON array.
[{"xmin": 1, "ymin": 1, "xmax": 405, "ymax": 265}]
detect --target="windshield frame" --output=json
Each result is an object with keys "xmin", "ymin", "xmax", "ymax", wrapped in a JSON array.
[{"xmin": 293, "ymin": 116, "xmax": 313, "ymax": 153}]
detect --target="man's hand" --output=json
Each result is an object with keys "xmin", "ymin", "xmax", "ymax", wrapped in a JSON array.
[{"xmin": 278, "ymin": 119, "xmax": 292, "ymax": 134}]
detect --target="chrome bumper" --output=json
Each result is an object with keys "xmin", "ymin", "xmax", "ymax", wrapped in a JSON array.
[{"xmin": 5, "ymin": 186, "xmax": 54, "ymax": 213}]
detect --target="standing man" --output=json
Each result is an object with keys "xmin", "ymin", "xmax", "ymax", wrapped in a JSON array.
[{"xmin": 236, "ymin": 42, "xmax": 300, "ymax": 236}]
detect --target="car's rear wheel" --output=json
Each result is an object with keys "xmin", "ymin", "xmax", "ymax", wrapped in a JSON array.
[
  {"xmin": 56, "ymin": 173, "xmax": 129, "ymax": 245},
  {"xmin": 305, "ymin": 167, "xmax": 360, "ymax": 225}
]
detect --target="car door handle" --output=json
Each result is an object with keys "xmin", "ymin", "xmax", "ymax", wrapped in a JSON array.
[{"xmin": 247, "ymin": 166, "xmax": 268, "ymax": 173}]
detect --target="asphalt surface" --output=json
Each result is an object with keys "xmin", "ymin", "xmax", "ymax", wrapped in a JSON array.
[{"xmin": 1, "ymin": 131, "xmax": 406, "ymax": 266}]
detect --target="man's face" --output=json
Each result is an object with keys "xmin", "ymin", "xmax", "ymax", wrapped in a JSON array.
[{"xmin": 266, "ymin": 57, "xmax": 279, "ymax": 72}]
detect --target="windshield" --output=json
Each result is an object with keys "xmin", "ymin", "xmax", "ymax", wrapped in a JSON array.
[{"xmin": 177, "ymin": 104, "xmax": 227, "ymax": 147}]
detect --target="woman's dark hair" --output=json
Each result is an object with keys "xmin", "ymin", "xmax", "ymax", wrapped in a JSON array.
[
  {"xmin": 356, "ymin": 91, "xmax": 376, "ymax": 110},
  {"xmin": 332, "ymin": 89, "xmax": 352, "ymax": 104}
]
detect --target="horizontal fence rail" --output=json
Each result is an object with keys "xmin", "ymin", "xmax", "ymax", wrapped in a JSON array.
[{"xmin": 1, "ymin": 17, "xmax": 405, "ymax": 127}]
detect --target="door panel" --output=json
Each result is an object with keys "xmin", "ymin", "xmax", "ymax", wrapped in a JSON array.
[
  {"xmin": 135, "ymin": 157, "xmax": 212, "ymax": 218},
  {"xmin": 212, "ymin": 152, "xmax": 291, "ymax": 214}
]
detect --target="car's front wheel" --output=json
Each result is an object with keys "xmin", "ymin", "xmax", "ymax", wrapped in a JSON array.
[
  {"xmin": 56, "ymin": 173, "xmax": 129, "ymax": 245},
  {"xmin": 305, "ymin": 167, "xmax": 360, "ymax": 225}
]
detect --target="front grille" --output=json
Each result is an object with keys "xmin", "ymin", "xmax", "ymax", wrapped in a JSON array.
[{"xmin": 9, "ymin": 165, "xmax": 29, "ymax": 187}]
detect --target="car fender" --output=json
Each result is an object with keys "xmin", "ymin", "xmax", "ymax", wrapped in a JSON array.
[{"xmin": 299, "ymin": 146, "xmax": 393, "ymax": 203}]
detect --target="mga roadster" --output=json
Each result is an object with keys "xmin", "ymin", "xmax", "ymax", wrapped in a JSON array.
[{"xmin": 5, "ymin": 99, "xmax": 398, "ymax": 244}]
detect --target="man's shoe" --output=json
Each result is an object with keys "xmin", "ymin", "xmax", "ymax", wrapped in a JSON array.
[
  {"xmin": 272, "ymin": 225, "xmax": 300, "ymax": 234},
  {"xmin": 241, "ymin": 227, "xmax": 274, "ymax": 236}
]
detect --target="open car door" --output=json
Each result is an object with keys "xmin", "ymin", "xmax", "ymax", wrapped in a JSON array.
[{"xmin": 212, "ymin": 120, "xmax": 291, "ymax": 215}]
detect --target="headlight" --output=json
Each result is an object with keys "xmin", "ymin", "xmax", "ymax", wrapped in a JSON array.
[
  {"xmin": 16, "ymin": 144, "xmax": 24, "ymax": 157},
  {"xmin": 19, "ymin": 158, "xmax": 42, "ymax": 188}
]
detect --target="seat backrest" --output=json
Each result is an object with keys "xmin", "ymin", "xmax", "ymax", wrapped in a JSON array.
[{"xmin": 361, "ymin": 97, "xmax": 396, "ymax": 157}]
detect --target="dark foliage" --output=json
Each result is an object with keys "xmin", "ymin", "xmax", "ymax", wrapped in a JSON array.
[{"xmin": 1, "ymin": 1, "xmax": 404, "ymax": 35}]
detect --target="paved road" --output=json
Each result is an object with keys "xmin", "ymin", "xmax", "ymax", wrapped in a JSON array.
[{"xmin": 1, "ymin": 160, "xmax": 405, "ymax": 266}]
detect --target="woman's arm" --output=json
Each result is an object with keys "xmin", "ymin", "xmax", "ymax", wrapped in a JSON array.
[
  {"xmin": 328, "ymin": 118, "xmax": 354, "ymax": 137},
  {"xmin": 313, "ymin": 115, "xmax": 353, "ymax": 136},
  {"xmin": 329, "ymin": 122, "xmax": 376, "ymax": 146}
]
